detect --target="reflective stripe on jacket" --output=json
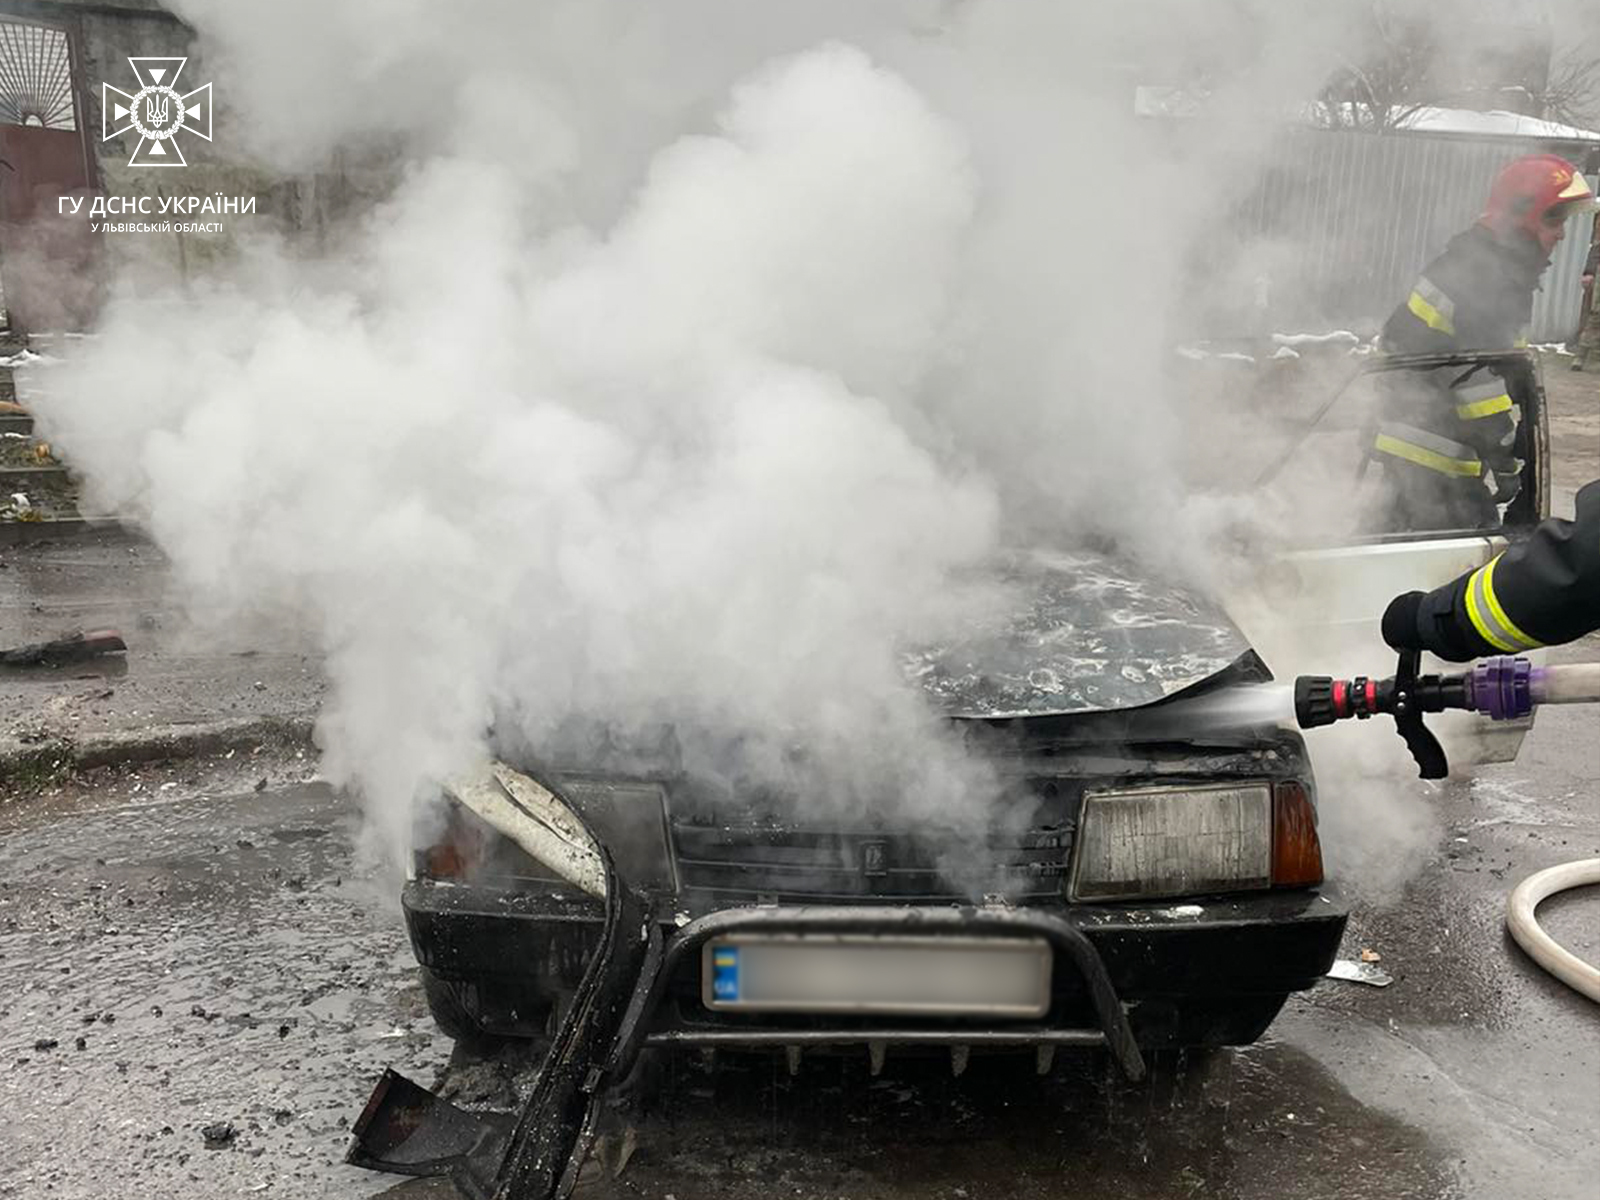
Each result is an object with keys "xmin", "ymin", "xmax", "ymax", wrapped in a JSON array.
[
  {"xmin": 1413, "ymin": 480, "xmax": 1600, "ymax": 661},
  {"xmin": 1372, "ymin": 421, "xmax": 1483, "ymax": 478}
]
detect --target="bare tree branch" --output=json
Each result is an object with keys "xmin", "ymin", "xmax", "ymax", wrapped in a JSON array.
[{"xmin": 1537, "ymin": 41, "xmax": 1600, "ymax": 129}]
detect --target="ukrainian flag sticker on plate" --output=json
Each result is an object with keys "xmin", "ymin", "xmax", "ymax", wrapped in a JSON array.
[{"xmin": 711, "ymin": 947, "xmax": 740, "ymax": 1001}]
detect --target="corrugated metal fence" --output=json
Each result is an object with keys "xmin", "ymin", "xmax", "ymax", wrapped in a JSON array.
[{"xmin": 1200, "ymin": 130, "xmax": 1597, "ymax": 343}]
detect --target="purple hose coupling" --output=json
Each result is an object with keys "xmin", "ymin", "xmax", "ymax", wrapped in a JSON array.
[{"xmin": 1464, "ymin": 655, "xmax": 1540, "ymax": 721}]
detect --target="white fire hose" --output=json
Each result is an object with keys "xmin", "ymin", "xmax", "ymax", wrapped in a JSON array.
[
  {"xmin": 1506, "ymin": 857, "xmax": 1600, "ymax": 1003},
  {"xmin": 1496, "ymin": 666, "xmax": 1600, "ymax": 1003}
]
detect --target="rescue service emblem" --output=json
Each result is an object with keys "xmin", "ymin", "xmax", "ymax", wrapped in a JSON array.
[{"xmin": 102, "ymin": 57, "xmax": 213, "ymax": 168}]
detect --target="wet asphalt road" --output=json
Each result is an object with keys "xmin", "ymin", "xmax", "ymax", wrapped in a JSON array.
[
  {"xmin": 2, "ymin": 672, "xmax": 1597, "ymax": 1200},
  {"xmin": 0, "ymin": 532, "xmax": 325, "ymax": 744}
]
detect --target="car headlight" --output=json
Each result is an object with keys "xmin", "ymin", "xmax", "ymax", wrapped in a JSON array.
[
  {"xmin": 1068, "ymin": 782, "xmax": 1275, "ymax": 901},
  {"xmin": 417, "ymin": 764, "xmax": 676, "ymax": 895}
]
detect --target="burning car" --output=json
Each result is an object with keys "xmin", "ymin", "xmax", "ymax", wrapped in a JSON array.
[{"xmin": 402, "ymin": 550, "xmax": 1347, "ymax": 1080}]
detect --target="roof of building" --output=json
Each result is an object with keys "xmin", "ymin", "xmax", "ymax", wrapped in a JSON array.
[
  {"xmin": 1395, "ymin": 107, "xmax": 1600, "ymax": 143},
  {"xmin": 1134, "ymin": 87, "xmax": 1600, "ymax": 145}
]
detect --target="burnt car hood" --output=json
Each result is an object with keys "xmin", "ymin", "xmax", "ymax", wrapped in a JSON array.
[{"xmin": 904, "ymin": 548, "xmax": 1256, "ymax": 720}]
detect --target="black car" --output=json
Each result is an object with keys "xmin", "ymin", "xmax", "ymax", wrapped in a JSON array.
[{"xmin": 401, "ymin": 549, "xmax": 1347, "ymax": 1081}]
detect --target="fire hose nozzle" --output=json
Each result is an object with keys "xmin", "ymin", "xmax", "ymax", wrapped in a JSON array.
[
  {"xmin": 1292, "ymin": 656, "xmax": 1600, "ymax": 780},
  {"xmin": 1293, "ymin": 673, "xmax": 1387, "ymax": 729},
  {"xmin": 1292, "ymin": 652, "xmax": 1457, "ymax": 778},
  {"xmin": 1294, "ymin": 656, "xmax": 1539, "ymax": 731},
  {"xmin": 1293, "ymin": 676, "xmax": 1338, "ymax": 729}
]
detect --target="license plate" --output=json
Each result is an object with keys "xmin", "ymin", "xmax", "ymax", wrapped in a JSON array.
[{"xmin": 702, "ymin": 934, "xmax": 1052, "ymax": 1017}]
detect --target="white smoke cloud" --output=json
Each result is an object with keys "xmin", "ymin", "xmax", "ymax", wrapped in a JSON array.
[{"xmin": 41, "ymin": 1, "xmax": 1413, "ymax": 874}]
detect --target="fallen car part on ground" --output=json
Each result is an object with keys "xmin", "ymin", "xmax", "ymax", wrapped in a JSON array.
[
  {"xmin": 349, "ymin": 765, "xmax": 1151, "ymax": 1199},
  {"xmin": 0, "ymin": 628, "xmax": 126, "ymax": 667}
]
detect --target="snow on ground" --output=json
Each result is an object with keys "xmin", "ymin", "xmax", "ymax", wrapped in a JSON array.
[{"xmin": 1272, "ymin": 330, "xmax": 1361, "ymax": 347}]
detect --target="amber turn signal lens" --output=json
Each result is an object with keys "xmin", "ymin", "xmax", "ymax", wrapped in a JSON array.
[{"xmin": 1271, "ymin": 781, "xmax": 1324, "ymax": 887}]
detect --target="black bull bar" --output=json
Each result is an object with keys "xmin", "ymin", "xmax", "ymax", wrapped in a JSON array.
[{"xmin": 349, "ymin": 886, "xmax": 1145, "ymax": 1200}]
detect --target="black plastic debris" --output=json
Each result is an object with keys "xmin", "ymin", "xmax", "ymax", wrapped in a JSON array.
[
  {"xmin": 0, "ymin": 628, "xmax": 127, "ymax": 668},
  {"xmin": 347, "ymin": 1071, "xmax": 513, "ymax": 1179},
  {"xmin": 349, "ymin": 789, "xmax": 654, "ymax": 1200}
]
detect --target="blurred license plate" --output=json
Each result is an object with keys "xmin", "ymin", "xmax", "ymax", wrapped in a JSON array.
[{"xmin": 702, "ymin": 935, "xmax": 1051, "ymax": 1017}]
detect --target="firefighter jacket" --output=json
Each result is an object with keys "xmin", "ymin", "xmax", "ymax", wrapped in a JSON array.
[
  {"xmin": 1376, "ymin": 224, "xmax": 1545, "ymax": 482},
  {"xmin": 1412, "ymin": 480, "xmax": 1600, "ymax": 661}
]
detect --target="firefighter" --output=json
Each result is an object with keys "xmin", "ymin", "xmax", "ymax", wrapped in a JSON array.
[
  {"xmin": 1382, "ymin": 479, "xmax": 1600, "ymax": 660},
  {"xmin": 1369, "ymin": 154, "xmax": 1599, "ymax": 533}
]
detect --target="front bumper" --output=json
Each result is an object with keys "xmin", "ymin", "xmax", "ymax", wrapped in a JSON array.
[
  {"xmin": 405, "ymin": 878, "xmax": 1348, "ymax": 1063},
  {"xmin": 407, "ymin": 879, "xmax": 1347, "ymax": 994}
]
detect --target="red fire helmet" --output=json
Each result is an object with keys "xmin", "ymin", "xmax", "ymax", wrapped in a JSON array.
[{"xmin": 1481, "ymin": 154, "xmax": 1599, "ymax": 255}]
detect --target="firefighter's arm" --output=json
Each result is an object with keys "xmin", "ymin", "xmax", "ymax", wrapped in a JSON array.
[{"xmin": 1384, "ymin": 481, "xmax": 1600, "ymax": 662}]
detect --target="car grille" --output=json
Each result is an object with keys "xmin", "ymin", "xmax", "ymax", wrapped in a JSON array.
[{"xmin": 668, "ymin": 818, "xmax": 1073, "ymax": 902}]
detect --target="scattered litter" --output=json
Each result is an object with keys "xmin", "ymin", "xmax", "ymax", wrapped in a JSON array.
[
  {"xmin": 1161, "ymin": 904, "xmax": 1205, "ymax": 918},
  {"xmin": 201, "ymin": 1121, "xmax": 238, "ymax": 1149},
  {"xmin": 1359, "ymin": 947, "xmax": 1382, "ymax": 963},
  {"xmin": 1326, "ymin": 958, "xmax": 1393, "ymax": 987}
]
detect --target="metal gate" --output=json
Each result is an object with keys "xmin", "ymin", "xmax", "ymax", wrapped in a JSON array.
[{"xmin": 0, "ymin": 16, "xmax": 95, "ymax": 332}]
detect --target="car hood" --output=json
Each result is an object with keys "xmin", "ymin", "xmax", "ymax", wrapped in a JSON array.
[{"xmin": 904, "ymin": 549, "xmax": 1256, "ymax": 719}]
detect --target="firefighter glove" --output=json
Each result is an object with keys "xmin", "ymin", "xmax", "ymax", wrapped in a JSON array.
[{"xmin": 1382, "ymin": 591, "xmax": 1426, "ymax": 652}]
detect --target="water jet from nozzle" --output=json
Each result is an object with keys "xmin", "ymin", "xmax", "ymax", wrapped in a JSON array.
[{"xmin": 1160, "ymin": 682, "xmax": 1296, "ymax": 730}]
